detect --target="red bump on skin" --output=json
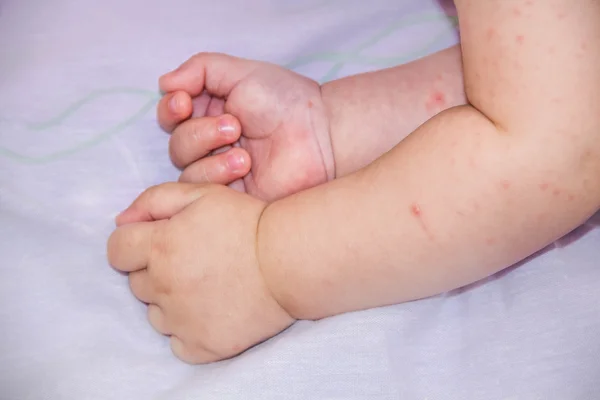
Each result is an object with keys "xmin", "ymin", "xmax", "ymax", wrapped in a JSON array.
[
  {"xmin": 473, "ymin": 202, "xmax": 480, "ymax": 211},
  {"xmin": 512, "ymin": 7, "xmax": 522, "ymax": 16},
  {"xmin": 486, "ymin": 237, "xmax": 496, "ymax": 246},
  {"xmin": 307, "ymin": 100, "xmax": 313, "ymax": 108},
  {"xmin": 486, "ymin": 28, "xmax": 496, "ymax": 41},
  {"xmin": 539, "ymin": 183, "xmax": 549, "ymax": 191},
  {"xmin": 516, "ymin": 35, "xmax": 525, "ymax": 45},
  {"xmin": 501, "ymin": 180, "xmax": 511, "ymax": 190},
  {"xmin": 553, "ymin": 189, "xmax": 561, "ymax": 196},
  {"xmin": 411, "ymin": 204, "xmax": 422, "ymax": 217},
  {"xmin": 425, "ymin": 90, "xmax": 446, "ymax": 113},
  {"xmin": 410, "ymin": 203, "xmax": 435, "ymax": 241},
  {"xmin": 568, "ymin": 194, "xmax": 575, "ymax": 201}
]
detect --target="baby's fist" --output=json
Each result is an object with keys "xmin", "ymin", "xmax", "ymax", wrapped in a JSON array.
[{"xmin": 107, "ymin": 182, "xmax": 294, "ymax": 363}]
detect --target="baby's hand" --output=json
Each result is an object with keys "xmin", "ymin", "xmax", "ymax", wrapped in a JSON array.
[
  {"xmin": 156, "ymin": 53, "xmax": 335, "ymax": 201},
  {"xmin": 107, "ymin": 182, "xmax": 294, "ymax": 364}
]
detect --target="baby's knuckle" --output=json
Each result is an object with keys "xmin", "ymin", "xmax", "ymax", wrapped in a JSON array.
[
  {"xmin": 149, "ymin": 229, "xmax": 169, "ymax": 258},
  {"xmin": 168, "ymin": 137, "xmax": 185, "ymax": 166}
]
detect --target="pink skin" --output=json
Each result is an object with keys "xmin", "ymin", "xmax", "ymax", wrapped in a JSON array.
[{"xmin": 156, "ymin": 54, "xmax": 334, "ymax": 202}]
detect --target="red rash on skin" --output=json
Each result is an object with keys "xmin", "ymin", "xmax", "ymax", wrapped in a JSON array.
[
  {"xmin": 486, "ymin": 237, "xmax": 496, "ymax": 246},
  {"xmin": 501, "ymin": 180, "xmax": 511, "ymax": 190},
  {"xmin": 410, "ymin": 203, "xmax": 435, "ymax": 241},
  {"xmin": 539, "ymin": 183, "xmax": 549, "ymax": 191},
  {"xmin": 513, "ymin": 7, "xmax": 522, "ymax": 17},
  {"xmin": 516, "ymin": 35, "xmax": 525, "ymax": 45},
  {"xmin": 307, "ymin": 100, "xmax": 313, "ymax": 108},
  {"xmin": 568, "ymin": 194, "xmax": 575, "ymax": 201},
  {"xmin": 425, "ymin": 90, "xmax": 446, "ymax": 114},
  {"xmin": 553, "ymin": 189, "xmax": 561, "ymax": 196}
]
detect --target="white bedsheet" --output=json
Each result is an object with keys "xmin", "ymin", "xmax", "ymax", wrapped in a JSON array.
[{"xmin": 1, "ymin": 1, "xmax": 599, "ymax": 398}]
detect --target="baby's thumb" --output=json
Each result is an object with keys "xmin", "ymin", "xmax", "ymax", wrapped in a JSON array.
[
  {"xmin": 159, "ymin": 53, "xmax": 258, "ymax": 98},
  {"xmin": 115, "ymin": 182, "xmax": 206, "ymax": 226}
]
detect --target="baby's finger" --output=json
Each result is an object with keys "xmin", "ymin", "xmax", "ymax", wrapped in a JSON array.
[
  {"xmin": 179, "ymin": 148, "xmax": 251, "ymax": 185},
  {"xmin": 147, "ymin": 304, "xmax": 171, "ymax": 335},
  {"xmin": 107, "ymin": 222, "xmax": 154, "ymax": 272},
  {"xmin": 157, "ymin": 91, "xmax": 193, "ymax": 133},
  {"xmin": 169, "ymin": 115, "xmax": 241, "ymax": 169},
  {"xmin": 128, "ymin": 269, "xmax": 155, "ymax": 304},
  {"xmin": 169, "ymin": 336, "xmax": 221, "ymax": 365},
  {"xmin": 159, "ymin": 53, "xmax": 258, "ymax": 98}
]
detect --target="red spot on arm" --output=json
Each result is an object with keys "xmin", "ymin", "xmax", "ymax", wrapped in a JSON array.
[
  {"xmin": 411, "ymin": 204, "xmax": 422, "ymax": 217},
  {"xmin": 539, "ymin": 183, "xmax": 549, "ymax": 191},
  {"xmin": 512, "ymin": 7, "xmax": 522, "ymax": 16},
  {"xmin": 568, "ymin": 194, "xmax": 575, "ymax": 201},
  {"xmin": 501, "ymin": 180, "xmax": 511, "ymax": 190},
  {"xmin": 425, "ymin": 90, "xmax": 446, "ymax": 114},
  {"xmin": 486, "ymin": 237, "xmax": 496, "ymax": 246},
  {"xmin": 307, "ymin": 100, "xmax": 313, "ymax": 108},
  {"xmin": 486, "ymin": 28, "xmax": 496, "ymax": 41},
  {"xmin": 410, "ymin": 203, "xmax": 435, "ymax": 241},
  {"xmin": 553, "ymin": 189, "xmax": 561, "ymax": 196},
  {"xmin": 516, "ymin": 35, "xmax": 525, "ymax": 45}
]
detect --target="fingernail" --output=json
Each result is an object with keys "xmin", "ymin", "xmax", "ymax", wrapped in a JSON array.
[
  {"xmin": 169, "ymin": 95, "xmax": 180, "ymax": 113},
  {"xmin": 217, "ymin": 117, "xmax": 236, "ymax": 134},
  {"xmin": 227, "ymin": 153, "xmax": 245, "ymax": 171}
]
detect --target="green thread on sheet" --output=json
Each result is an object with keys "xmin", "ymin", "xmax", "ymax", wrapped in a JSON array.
[
  {"xmin": 0, "ymin": 12, "xmax": 457, "ymax": 164},
  {"xmin": 0, "ymin": 89, "xmax": 159, "ymax": 164}
]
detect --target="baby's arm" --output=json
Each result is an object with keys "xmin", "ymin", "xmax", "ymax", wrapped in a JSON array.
[
  {"xmin": 258, "ymin": 0, "xmax": 600, "ymax": 319},
  {"xmin": 323, "ymin": 45, "xmax": 466, "ymax": 177}
]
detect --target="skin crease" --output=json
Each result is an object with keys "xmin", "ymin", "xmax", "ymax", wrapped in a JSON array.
[{"xmin": 108, "ymin": 0, "xmax": 600, "ymax": 364}]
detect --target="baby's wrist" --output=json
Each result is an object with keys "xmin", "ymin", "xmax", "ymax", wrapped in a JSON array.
[
  {"xmin": 255, "ymin": 200, "xmax": 305, "ymax": 320},
  {"xmin": 311, "ymin": 83, "xmax": 336, "ymax": 182}
]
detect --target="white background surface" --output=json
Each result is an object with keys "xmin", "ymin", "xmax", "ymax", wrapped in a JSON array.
[{"xmin": 1, "ymin": 1, "xmax": 599, "ymax": 398}]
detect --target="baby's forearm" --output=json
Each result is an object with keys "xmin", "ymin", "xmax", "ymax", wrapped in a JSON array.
[
  {"xmin": 258, "ymin": 0, "xmax": 600, "ymax": 320},
  {"xmin": 258, "ymin": 105, "xmax": 600, "ymax": 320},
  {"xmin": 321, "ymin": 44, "xmax": 466, "ymax": 178}
]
